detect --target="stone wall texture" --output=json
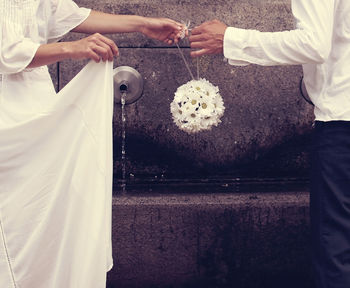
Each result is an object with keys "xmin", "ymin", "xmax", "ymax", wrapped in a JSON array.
[
  {"xmin": 51, "ymin": 0, "xmax": 314, "ymax": 188},
  {"xmin": 107, "ymin": 192, "xmax": 313, "ymax": 288}
]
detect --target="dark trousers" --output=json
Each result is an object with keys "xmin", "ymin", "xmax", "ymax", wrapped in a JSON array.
[{"xmin": 311, "ymin": 121, "xmax": 350, "ymax": 288}]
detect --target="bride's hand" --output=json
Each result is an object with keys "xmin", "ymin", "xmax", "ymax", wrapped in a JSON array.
[
  {"xmin": 66, "ymin": 33, "xmax": 119, "ymax": 62},
  {"xmin": 140, "ymin": 17, "xmax": 186, "ymax": 44}
]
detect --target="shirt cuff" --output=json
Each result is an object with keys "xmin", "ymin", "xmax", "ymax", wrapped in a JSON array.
[{"xmin": 223, "ymin": 27, "xmax": 250, "ymax": 66}]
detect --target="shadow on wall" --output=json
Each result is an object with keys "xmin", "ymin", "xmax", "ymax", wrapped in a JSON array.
[{"xmin": 113, "ymin": 127, "xmax": 313, "ymax": 193}]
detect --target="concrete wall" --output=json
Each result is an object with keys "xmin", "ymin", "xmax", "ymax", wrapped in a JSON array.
[
  {"xmin": 107, "ymin": 192, "xmax": 313, "ymax": 288},
  {"xmin": 51, "ymin": 0, "xmax": 314, "ymax": 187}
]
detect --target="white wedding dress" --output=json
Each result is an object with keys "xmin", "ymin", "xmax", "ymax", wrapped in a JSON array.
[{"xmin": 0, "ymin": 1, "xmax": 113, "ymax": 287}]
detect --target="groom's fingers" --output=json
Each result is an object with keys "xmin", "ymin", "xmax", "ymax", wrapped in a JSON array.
[
  {"xmin": 189, "ymin": 34, "xmax": 209, "ymax": 56},
  {"xmin": 190, "ymin": 40, "xmax": 207, "ymax": 49},
  {"xmin": 189, "ymin": 34, "xmax": 206, "ymax": 42},
  {"xmin": 191, "ymin": 25, "xmax": 204, "ymax": 35},
  {"xmin": 190, "ymin": 49, "xmax": 210, "ymax": 58}
]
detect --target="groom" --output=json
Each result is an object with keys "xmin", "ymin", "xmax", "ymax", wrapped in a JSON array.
[{"xmin": 189, "ymin": 1, "xmax": 350, "ymax": 288}]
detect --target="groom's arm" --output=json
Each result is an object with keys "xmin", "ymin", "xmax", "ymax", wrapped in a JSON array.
[{"xmin": 190, "ymin": 0, "xmax": 334, "ymax": 66}]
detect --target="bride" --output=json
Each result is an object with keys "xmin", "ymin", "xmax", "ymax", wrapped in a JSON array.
[{"xmin": 0, "ymin": 1, "xmax": 184, "ymax": 287}]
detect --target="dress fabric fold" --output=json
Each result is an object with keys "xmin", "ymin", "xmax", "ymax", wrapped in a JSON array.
[{"xmin": 0, "ymin": 60, "xmax": 114, "ymax": 288}]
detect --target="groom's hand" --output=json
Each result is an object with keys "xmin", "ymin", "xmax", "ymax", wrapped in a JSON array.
[{"xmin": 190, "ymin": 20, "xmax": 228, "ymax": 58}]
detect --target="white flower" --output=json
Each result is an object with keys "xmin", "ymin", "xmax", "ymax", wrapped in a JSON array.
[
  {"xmin": 179, "ymin": 20, "xmax": 191, "ymax": 39},
  {"xmin": 170, "ymin": 78, "xmax": 225, "ymax": 133}
]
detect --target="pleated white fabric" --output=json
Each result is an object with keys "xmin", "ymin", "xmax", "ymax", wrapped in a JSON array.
[
  {"xmin": 0, "ymin": 60, "xmax": 114, "ymax": 288},
  {"xmin": 0, "ymin": 0, "xmax": 91, "ymax": 74}
]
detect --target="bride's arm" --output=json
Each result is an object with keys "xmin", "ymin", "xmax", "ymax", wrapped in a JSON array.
[
  {"xmin": 27, "ymin": 11, "xmax": 184, "ymax": 69},
  {"xmin": 73, "ymin": 11, "xmax": 184, "ymax": 44},
  {"xmin": 28, "ymin": 33, "xmax": 119, "ymax": 68}
]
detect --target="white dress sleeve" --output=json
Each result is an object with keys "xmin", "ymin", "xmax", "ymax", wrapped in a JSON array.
[
  {"xmin": 0, "ymin": 2, "xmax": 41, "ymax": 74},
  {"xmin": 48, "ymin": 0, "xmax": 91, "ymax": 42}
]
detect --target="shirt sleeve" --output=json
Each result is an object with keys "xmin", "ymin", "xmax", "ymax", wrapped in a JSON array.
[
  {"xmin": 223, "ymin": 0, "xmax": 335, "ymax": 66},
  {"xmin": 48, "ymin": 0, "xmax": 91, "ymax": 42}
]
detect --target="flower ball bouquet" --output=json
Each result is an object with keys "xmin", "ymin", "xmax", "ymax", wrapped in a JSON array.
[
  {"xmin": 170, "ymin": 78, "xmax": 225, "ymax": 133},
  {"xmin": 170, "ymin": 22, "xmax": 225, "ymax": 134}
]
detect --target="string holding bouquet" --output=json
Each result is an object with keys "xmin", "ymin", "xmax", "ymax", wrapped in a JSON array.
[{"xmin": 170, "ymin": 22, "xmax": 225, "ymax": 134}]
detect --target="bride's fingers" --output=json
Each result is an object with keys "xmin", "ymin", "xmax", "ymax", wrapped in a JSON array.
[
  {"xmin": 95, "ymin": 40, "xmax": 114, "ymax": 61},
  {"xmin": 86, "ymin": 48, "xmax": 101, "ymax": 62},
  {"xmin": 101, "ymin": 39, "xmax": 119, "ymax": 57},
  {"xmin": 92, "ymin": 45, "xmax": 112, "ymax": 62},
  {"xmin": 95, "ymin": 33, "xmax": 119, "ymax": 57},
  {"xmin": 165, "ymin": 21, "xmax": 183, "ymax": 32},
  {"xmin": 170, "ymin": 31, "xmax": 183, "ymax": 41},
  {"xmin": 106, "ymin": 39, "xmax": 119, "ymax": 56},
  {"xmin": 167, "ymin": 18, "xmax": 182, "ymax": 27}
]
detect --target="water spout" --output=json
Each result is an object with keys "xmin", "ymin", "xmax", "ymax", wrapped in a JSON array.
[{"xmin": 113, "ymin": 66, "xmax": 143, "ymax": 104}]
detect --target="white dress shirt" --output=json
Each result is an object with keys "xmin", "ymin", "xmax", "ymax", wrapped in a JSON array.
[{"xmin": 224, "ymin": 0, "xmax": 350, "ymax": 121}]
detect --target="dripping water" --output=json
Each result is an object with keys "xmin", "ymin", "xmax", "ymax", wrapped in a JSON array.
[{"xmin": 121, "ymin": 91, "xmax": 127, "ymax": 194}]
